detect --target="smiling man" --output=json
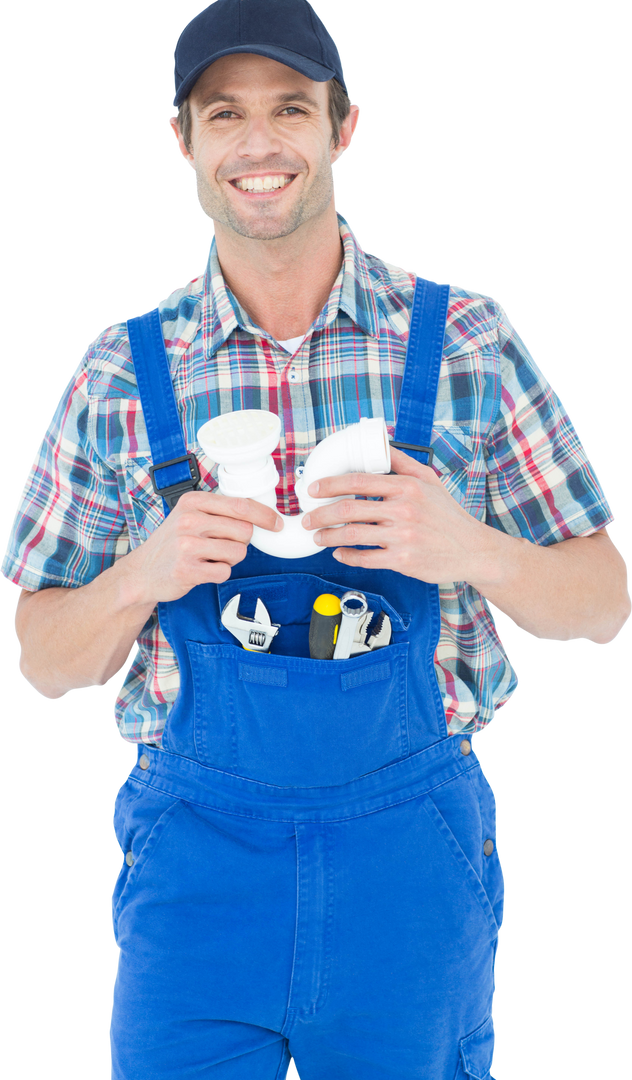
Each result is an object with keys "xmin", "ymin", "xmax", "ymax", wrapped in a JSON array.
[
  {"xmin": 3, "ymin": 1, "xmax": 629, "ymax": 1079},
  {"xmin": 172, "ymin": 47, "xmax": 359, "ymax": 345}
]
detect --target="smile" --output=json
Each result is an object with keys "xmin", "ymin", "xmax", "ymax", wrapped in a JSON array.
[{"xmin": 230, "ymin": 174, "xmax": 297, "ymax": 193}]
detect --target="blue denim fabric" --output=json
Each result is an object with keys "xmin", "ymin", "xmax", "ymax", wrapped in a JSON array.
[{"xmin": 110, "ymin": 280, "xmax": 502, "ymax": 1078}]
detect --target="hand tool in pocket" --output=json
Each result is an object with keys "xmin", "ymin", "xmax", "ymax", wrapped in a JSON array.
[
  {"xmin": 333, "ymin": 591, "xmax": 370, "ymax": 659},
  {"xmin": 308, "ymin": 591, "xmax": 391, "ymax": 656},
  {"xmin": 220, "ymin": 594, "xmax": 280, "ymax": 653}
]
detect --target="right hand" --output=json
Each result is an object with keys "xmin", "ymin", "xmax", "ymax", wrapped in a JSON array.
[{"xmin": 124, "ymin": 490, "xmax": 282, "ymax": 604}]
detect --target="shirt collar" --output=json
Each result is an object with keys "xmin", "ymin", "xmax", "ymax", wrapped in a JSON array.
[{"xmin": 200, "ymin": 214, "xmax": 380, "ymax": 358}]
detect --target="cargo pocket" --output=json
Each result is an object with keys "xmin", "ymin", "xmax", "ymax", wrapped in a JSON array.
[
  {"xmin": 458, "ymin": 1015, "xmax": 495, "ymax": 1079},
  {"xmin": 188, "ymin": 572, "xmax": 410, "ymax": 787}
]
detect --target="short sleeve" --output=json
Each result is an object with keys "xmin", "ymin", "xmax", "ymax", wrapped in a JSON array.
[
  {"xmin": 484, "ymin": 304, "xmax": 613, "ymax": 544},
  {"xmin": 2, "ymin": 363, "xmax": 130, "ymax": 591}
]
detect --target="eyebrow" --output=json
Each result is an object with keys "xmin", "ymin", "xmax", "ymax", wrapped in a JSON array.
[{"xmin": 196, "ymin": 90, "xmax": 321, "ymax": 112}]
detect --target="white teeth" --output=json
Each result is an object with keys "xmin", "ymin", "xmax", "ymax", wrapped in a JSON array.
[{"xmin": 234, "ymin": 174, "xmax": 293, "ymax": 192}]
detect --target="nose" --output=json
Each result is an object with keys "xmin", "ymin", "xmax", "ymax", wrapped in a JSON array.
[{"xmin": 236, "ymin": 115, "xmax": 283, "ymax": 160}]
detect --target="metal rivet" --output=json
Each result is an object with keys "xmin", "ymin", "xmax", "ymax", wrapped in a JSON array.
[
  {"xmin": 484, "ymin": 839, "xmax": 494, "ymax": 856},
  {"xmin": 125, "ymin": 851, "xmax": 134, "ymax": 867},
  {"xmin": 460, "ymin": 739, "xmax": 472, "ymax": 756},
  {"xmin": 139, "ymin": 754, "xmax": 150, "ymax": 770}
]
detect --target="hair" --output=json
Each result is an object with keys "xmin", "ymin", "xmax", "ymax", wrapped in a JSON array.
[{"xmin": 176, "ymin": 77, "xmax": 351, "ymax": 153}]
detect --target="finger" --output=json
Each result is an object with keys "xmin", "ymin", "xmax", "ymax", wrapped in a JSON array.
[
  {"xmin": 307, "ymin": 450, "xmax": 439, "ymax": 501},
  {"xmin": 307, "ymin": 472, "xmax": 402, "ymax": 500},
  {"xmin": 388, "ymin": 446, "xmax": 438, "ymax": 479},
  {"xmin": 182, "ymin": 537, "xmax": 250, "ymax": 566},
  {"xmin": 331, "ymin": 546, "xmax": 393, "ymax": 569},
  {"xmin": 314, "ymin": 523, "xmax": 390, "ymax": 549},
  {"xmin": 176, "ymin": 491, "xmax": 282, "ymax": 532},
  {"xmin": 225, "ymin": 498, "xmax": 282, "ymax": 533},
  {"xmin": 305, "ymin": 498, "xmax": 390, "ymax": 531}
]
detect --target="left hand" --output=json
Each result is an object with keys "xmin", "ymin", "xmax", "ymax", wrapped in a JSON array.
[{"xmin": 301, "ymin": 446, "xmax": 501, "ymax": 584}]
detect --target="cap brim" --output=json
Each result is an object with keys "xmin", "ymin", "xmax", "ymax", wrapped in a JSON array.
[{"xmin": 174, "ymin": 44, "xmax": 339, "ymax": 106}]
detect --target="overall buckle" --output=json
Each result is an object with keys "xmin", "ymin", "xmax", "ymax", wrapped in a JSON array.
[
  {"xmin": 389, "ymin": 439, "xmax": 434, "ymax": 467},
  {"xmin": 149, "ymin": 452, "xmax": 200, "ymax": 510}
]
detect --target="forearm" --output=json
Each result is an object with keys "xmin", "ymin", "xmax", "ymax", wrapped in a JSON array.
[
  {"xmin": 470, "ymin": 528, "xmax": 631, "ymax": 643},
  {"xmin": 16, "ymin": 554, "xmax": 155, "ymax": 699}
]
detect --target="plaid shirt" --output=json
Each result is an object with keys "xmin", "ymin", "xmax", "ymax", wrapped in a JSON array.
[{"xmin": 3, "ymin": 216, "xmax": 613, "ymax": 742}]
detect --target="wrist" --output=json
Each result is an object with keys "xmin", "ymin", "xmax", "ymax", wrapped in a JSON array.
[
  {"xmin": 107, "ymin": 544, "xmax": 159, "ymax": 613},
  {"xmin": 466, "ymin": 524, "xmax": 533, "ymax": 594}
]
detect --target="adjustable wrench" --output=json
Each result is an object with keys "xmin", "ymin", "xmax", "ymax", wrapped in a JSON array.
[{"xmin": 220, "ymin": 594, "xmax": 280, "ymax": 653}]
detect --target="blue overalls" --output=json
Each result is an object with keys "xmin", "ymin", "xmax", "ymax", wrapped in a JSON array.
[{"xmin": 112, "ymin": 280, "xmax": 503, "ymax": 1080}]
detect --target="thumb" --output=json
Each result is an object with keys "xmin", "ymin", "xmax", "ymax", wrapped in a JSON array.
[{"xmin": 389, "ymin": 445, "xmax": 439, "ymax": 482}]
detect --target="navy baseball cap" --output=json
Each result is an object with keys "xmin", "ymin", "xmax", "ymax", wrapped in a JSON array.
[{"xmin": 174, "ymin": 0, "xmax": 347, "ymax": 106}]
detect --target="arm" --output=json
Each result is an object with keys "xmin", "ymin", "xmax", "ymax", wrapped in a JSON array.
[
  {"xmin": 16, "ymin": 569, "xmax": 154, "ymax": 700},
  {"xmin": 16, "ymin": 491, "xmax": 283, "ymax": 699},
  {"xmin": 301, "ymin": 448, "xmax": 630, "ymax": 644},
  {"xmin": 470, "ymin": 298, "xmax": 630, "ymax": 639},
  {"xmin": 467, "ymin": 522, "xmax": 628, "ymax": 643}
]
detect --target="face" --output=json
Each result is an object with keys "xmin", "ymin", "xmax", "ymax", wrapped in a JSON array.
[{"xmin": 172, "ymin": 53, "xmax": 357, "ymax": 241}]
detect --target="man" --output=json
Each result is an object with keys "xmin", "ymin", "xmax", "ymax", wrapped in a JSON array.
[{"xmin": 3, "ymin": 1, "xmax": 629, "ymax": 1078}]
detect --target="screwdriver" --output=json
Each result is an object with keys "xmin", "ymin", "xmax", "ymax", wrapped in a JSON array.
[{"xmin": 309, "ymin": 594, "xmax": 342, "ymax": 659}]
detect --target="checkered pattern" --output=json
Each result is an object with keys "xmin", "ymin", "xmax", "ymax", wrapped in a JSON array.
[{"xmin": 3, "ymin": 217, "xmax": 613, "ymax": 741}]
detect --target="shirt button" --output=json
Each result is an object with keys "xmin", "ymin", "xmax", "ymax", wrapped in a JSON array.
[
  {"xmin": 125, "ymin": 851, "xmax": 134, "ymax": 866},
  {"xmin": 139, "ymin": 754, "xmax": 150, "ymax": 770},
  {"xmin": 484, "ymin": 839, "xmax": 495, "ymax": 856},
  {"xmin": 460, "ymin": 739, "xmax": 472, "ymax": 756}
]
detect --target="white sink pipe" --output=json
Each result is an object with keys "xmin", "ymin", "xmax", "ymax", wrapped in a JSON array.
[{"xmin": 197, "ymin": 410, "xmax": 392, "ymax": 558}]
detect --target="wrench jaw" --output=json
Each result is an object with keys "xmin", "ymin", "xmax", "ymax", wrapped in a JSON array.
[
  {"xmin": 366, "ymin": 612, "xmax": 392, "ymax": 651},
  {"xmin": 348, "ymin": 611, "xmax": 373, "ymax": 656},
  {"xmin": 348, "ymin": 611, "xmax": 393, "ymax": 656},
  {"xmin": 220, "ymin": 594, "xmax": 281, "ymax": 653}
]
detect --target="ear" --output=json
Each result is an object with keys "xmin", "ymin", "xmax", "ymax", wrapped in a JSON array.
[
  {"xmin": 332, "ymin": 102, "xmax": 362, "ymax": 165},
  {"xmin": 170, "ymin": 116, "xmax": 196, "ymax": 167}
]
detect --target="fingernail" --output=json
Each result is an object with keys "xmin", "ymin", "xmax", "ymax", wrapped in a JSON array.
[
  {"xmin": 302, "ymin": 514, "xmax": 311, "ymax": 529},
  {"xmin": 274, "ymin": 515, "xmax": 284, "ymax": 531},
  {"xmin": 307, "ymin": 480, "xmax": 319, "ymax": 496},
  {"xmin": 332, "ymin": 549, "xmax": 342, "ymax": 561}
]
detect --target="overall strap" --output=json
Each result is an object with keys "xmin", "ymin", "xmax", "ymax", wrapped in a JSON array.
[
  {"xmin": 127, "ymin": 309, "xmax": 200, "ymax": 513},
  {"xmin": 392, "ymin": 277, "xmax": 450, "ymax": 466},
  {"xmin": 126, "ymin": 283, "xmax": 446, "ymax": 511}
]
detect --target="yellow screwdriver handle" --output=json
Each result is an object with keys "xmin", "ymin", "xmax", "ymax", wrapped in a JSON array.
[{"xmin": 309, "ymin": 594, "xmax": 342, "ymax": 659}]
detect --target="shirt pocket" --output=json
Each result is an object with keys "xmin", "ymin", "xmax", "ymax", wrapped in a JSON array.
[
  {"xmin": 187, "ymin": 572, "xmax": 411, "ymax": 787},
  {"xmin": 121, "ymin": 456, "xmax": 218, "ymax": 545},
  {"xmin": 430, "ymin": 425, "xmax": 474, "ymax": 500},
  {"xmin": 122, "ymin": 457, "xmax": 165, "ymax": 543}
]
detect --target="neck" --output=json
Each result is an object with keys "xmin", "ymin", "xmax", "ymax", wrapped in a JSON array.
[{"xmin": 214, "ymin": 201, "xmax": 343, "ymax": 340}]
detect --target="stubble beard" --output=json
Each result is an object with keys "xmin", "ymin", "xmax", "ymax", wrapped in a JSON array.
[{"xmin": 195, "ymin": 152, "xmax": 335, "ymax": 241}]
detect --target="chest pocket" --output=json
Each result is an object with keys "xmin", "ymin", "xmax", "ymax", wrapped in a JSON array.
[
  {"xmin": 431, "ymin": 425, "xmax": 473, "ymax": 487},
  {"xmin": 123, "ymin": 458, "xmax": 164, "ymax": 542},
  {"xmin": 184, "ymin": 572, "xmax": 411, "ymax": 788}
]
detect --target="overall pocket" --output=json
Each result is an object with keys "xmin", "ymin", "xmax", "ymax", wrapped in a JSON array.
[
  {"xmin": 112, "ymin": 778, "xmax": 183, "ymax": 939},
  {"xmin": 455, "ymin": 1015, "xmax": 494, "ymax": 1075},
  {"xmin": 421, "ymin": 766, "xmax": 503, "ymax": 942},
  {"xmin": 189, "ymin": 573, "xmax": 411, "ymax": 787}
]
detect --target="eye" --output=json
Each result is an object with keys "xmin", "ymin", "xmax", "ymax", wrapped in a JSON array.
[
  {"xmin": 279, "ymin": 106, "xmax": 306, "ymax": 116},
  {"xmin": 211, "ymin": 109, "xmax": 240, "ymax": 121},
  {"xmin": 209, "ymin": 105, "xmax": 304, "ymax": 120}
]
